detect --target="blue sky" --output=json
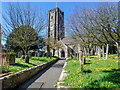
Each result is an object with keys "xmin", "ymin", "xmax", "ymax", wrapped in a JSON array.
[
  {"xmin": 2, "ymin": 2, "xmax": 100, "ymax": 23},
  {"xmin": 1, "ymin": 2, "xmax": 105, "ymax": 45}
]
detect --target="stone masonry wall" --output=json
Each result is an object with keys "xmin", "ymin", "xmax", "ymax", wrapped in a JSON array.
[{"xmin": 0, "ymin": 59, "xmax": 58, "ymax": 89}]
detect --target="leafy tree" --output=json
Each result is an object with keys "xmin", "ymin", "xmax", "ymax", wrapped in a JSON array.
[
  {"xmin": 7, "ymin": 25, "xmax": 40, "ymax": 63},
  {"xmin": 7, "ymin": 31, "xmax": 45, "ymax": 54},
  {"xmin": 2, "ymin": 3, "xmax": 45, "ymax": 63}
]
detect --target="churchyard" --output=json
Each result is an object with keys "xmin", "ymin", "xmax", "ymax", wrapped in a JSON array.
[
  {"xmin": 1, "ymin": 56, "xmax": 57, "ymax": 74},
  {"xmin": 59, "ymin": 54, "xmax": 120, "ymax": 88},
  {"xmin": 0, "ymin": 1, "xmax": 120, "ymax": 89}
]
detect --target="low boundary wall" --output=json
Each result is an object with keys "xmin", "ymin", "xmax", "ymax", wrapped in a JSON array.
[{"xmin": 0, "ymin": 58, "xmax": 58, "ymax": 89}]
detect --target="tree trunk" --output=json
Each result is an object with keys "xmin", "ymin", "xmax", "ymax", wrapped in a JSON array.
[
  {"xmin": 53, "ymin": 49, "xmax": 55, "ymax": 57},
  {"xmin": 25, "ymin": 55, "xmax": 29, "ymax": 63},
  {"xmin": 83, "ymin": 56, "xmax": 86, "ymax": 65},
  {"xmin": 87, "ymin": 48, "xmax": 90, "ymax": 56},
  {"xmin": 47, "ymin": 45, "xmax": 50, "ymax": 58},
  {"xmin": 84, "ymin": 48, "xmax": 87, "ymax": 57},
  {"xmin": 102, "ymin": 46, "xmax": 104, "ymax": 59},
  {"xmin": 6, "ymin": 46, "xmax": 8, "ymax": 65},
  {"xmin": 93, "ymin": 46, "xmax": 95, "ymax": 55},
  {"xmin": 90, "ymin": 48, "xmax": 93, "ymax": 56},
  {"xmin": 98, "ymin": 46, "xmax": 101, "ymax": 57},
  {"xmin": 25, "ymin": 51, "xmax": 29, "ymax": 63},
  {"xmin": 95, "ymin": 46, "xmax": 98, "ymax": 56},
  {"xmin": 58, "ymin": 48, "xmax": 59, "ymax": 57},
  {"xmin": 74, "ymin": 52, "xmax": 76, "ymax": 59},
  {"xmin": 79, "ymin": 51, "xmax": 84, "ymax": 75},
  {"xmin": 116, "ymin": 42, "xmax": 120, "ymax": 69},
  {"xmin": 106, "ymin": 44, "xmax": 109, "ymax": 59},
  {"xmin": 77, "ymin": 53, "xmax": 79, "ymax": 60},
  {"xmin": 50, "ymin": 53, "xmax": 51, "ymax": 59}
]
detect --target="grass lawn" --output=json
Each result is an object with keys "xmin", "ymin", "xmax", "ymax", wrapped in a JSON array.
[
  {"xmin": 63, "ymin": 54, "xmax": 120, "ymax": 88},
  {"xmin": 3, "ymin": 56, "xmax": 57, "ymax": 73}
]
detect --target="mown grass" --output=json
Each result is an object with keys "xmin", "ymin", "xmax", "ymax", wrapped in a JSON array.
[
  {"xmin": 63, "ymin": 54, "xmax": 120, "ymax": 88},
  {"xmin": 6, "ymin": 56, "xmax": 56, "ymax": 72}
]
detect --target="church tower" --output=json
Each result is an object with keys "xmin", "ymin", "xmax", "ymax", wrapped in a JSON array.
[{"xmin": 46, "ymin": 7, "xmax": 65, "ymax": 42}]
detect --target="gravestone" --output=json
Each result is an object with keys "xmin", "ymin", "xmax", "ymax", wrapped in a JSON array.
[
  {"xmin": 21, "ymin": 55, "xmax": 25, "ymax": 59},
  {"xmin": 83, "ymin": 56, "xmax": 86, "ymax": 65},
  {"xmin": 9, "ymin": 56, "xmax": 15, "ymax": 65}
]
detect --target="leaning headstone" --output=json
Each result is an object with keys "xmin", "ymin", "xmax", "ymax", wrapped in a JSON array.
[
  {"xmin": 37, "ymin": 52, "xmax": 40, "ymax": 57},
  {"xmin": 21, "ymin": 55, "xmax": 25, "ymax": 59}
]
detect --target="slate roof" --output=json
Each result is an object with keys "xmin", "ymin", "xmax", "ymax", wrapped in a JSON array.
[
  {"xmin": 59, "ymin": 36, "xmax": 79, "ymax": 53},
  {"xmin": 60, "ymin": 36, "xmax": 77, "ymax": 45},
  {"xmin": 61, "ymin": 36, "xmax": 77, "ymax": 45}
]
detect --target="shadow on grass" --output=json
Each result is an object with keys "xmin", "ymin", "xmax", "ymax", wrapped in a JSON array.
[
  {"xmin": 102, "ymin": 69, "xmax": 120, "ymax": 84},
  {"xmin": 84, "ymin": 69, "xmax": 92, "ymax": 74},
  {"xmin": 11, "ymin": 63, "xmax": 29, "ymax": 68},
  {"xmin": 31, "ymin": 58, "xmax": 48, "ymax": 62},
  {"xmin": 104, "ymin": 72, "xmax": 120, "ymax": 84},
  {"xmin": 82, "ymin": 69, "xmax": 120, "ymax": 88},
  {"xmin": 103, "ymin": 69, "xmax": 120, "ymax": 72},
  {"xmin": 28, "ymin": 63, "xmax": 36, "ymax": 66},
  {"xmin": 89, "ymin": 69, "xmax": 120, "ymax": 88},
  {"xmin": 85, "ymin": 62, "xmax": 91, "ymax": 64}
]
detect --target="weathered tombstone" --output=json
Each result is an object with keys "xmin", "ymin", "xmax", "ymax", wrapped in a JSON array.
[
  {"xmin": 106, "ymin": 44, "xmax": 109, "ymax": 59},
  {"xmin": 20, "ymin": 50, "xmax": 23, "ymax": 57},
  {"xmin": 21, "ymin": 55, "xmax": 25, "ymax": 59},
  {"xmin": 36, "ymin": 52, "xmax": 39, "ymax": 57},
  {"xmin": 18, "ymin": 52, "xmax": 21, "ymax": 58},
  {"xmin": 9, "ymin": 55, "xmax": 15, "ymax": 65},
  {"xmin": 28, "ymin": 52, "xmax": 31, "ymax": 58}
]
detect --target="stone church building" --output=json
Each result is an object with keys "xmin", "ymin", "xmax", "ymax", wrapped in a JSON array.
[
  {"xmin": 46, "ymin": 7, "xmax": 77, "ymax": 58},
  {"xmin": 46, "ymin": 7, "xmax": 117, "ymax": 59}
]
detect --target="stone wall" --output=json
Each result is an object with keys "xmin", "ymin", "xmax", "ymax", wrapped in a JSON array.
[{"xmin": 0, "ymin": 58, "xmax": 58, "ymax": 89}]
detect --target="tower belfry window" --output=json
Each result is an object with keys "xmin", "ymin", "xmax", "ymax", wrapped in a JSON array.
[{"xmin": 51, "ymin": 16, "xmax": 53, "ymax": 19}]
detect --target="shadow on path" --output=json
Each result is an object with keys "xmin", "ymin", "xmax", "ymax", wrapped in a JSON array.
[{"xmin": 16, "ymin": 59, "xmax": 65, "ymax": 89}]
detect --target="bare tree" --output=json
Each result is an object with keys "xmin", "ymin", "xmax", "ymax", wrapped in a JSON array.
[
  {"xmin": 89, "ymin": 3, "xmax": 119, "ymax": 59},
  {"xmin": 2, "ymin": 3, "xmax": 46, "ymax": 63},
  {"xmin": 68, "ymin": 3, "xmax": 119, "ymax": 59},
  {"xmin": 0, "ymin": 24, "xmax": 1, "ymax": 66},
  {"xmin": 46, "ymin": 37, "xmax": 56, "ymax": 58},
  {"xmin": 67, "ymin": 2, "xmax": 119, "ymax": 72}
]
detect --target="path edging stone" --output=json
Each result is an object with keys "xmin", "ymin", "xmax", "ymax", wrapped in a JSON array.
[{"xmin": 57, "ymin": 60, "xmax": 69, "ymax": 88}]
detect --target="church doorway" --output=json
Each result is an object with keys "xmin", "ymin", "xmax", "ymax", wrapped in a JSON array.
[{"xmin": 61, "ymin": 50, "xmax": 65, "ymax": 57}]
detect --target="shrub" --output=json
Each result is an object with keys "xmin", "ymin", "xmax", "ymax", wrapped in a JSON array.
[{"xmin": 1, "ymin": 65, "xmax": 9, "ymax": 73}]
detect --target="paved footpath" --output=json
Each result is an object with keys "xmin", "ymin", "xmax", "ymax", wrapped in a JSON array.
[{"xmin": 17, "ymin": 59, "xmax": 66, "ymax": 89}]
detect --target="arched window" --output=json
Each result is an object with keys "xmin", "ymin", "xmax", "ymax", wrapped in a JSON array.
[{"xmin": 51, "ymin": 16, "xmax": 53, "ymax": 19}]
